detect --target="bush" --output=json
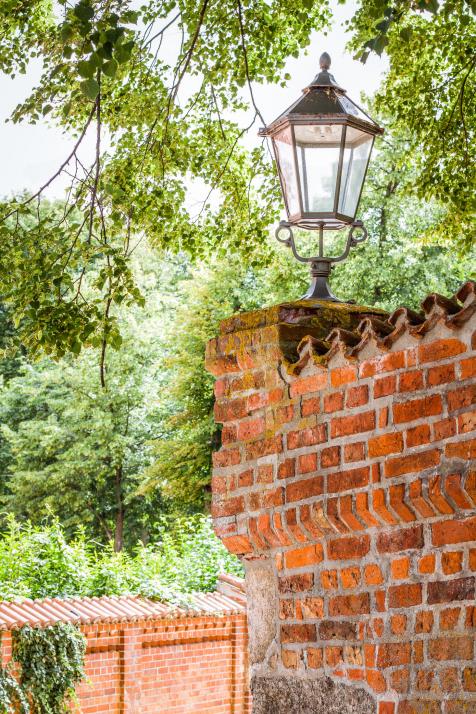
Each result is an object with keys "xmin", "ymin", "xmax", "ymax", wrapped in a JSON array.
[{"xmin": 0, "ymin": 514, "xmax": 243, "ymax": 601}]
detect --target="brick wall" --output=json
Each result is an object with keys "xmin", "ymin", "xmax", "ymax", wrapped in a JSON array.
[
  {"xmin": 1, "ymin": 609, "xmax": 250, "ymax": 713},
  {"xmin": 205, "ymin": 281, "xmax": 476, "ymax": 713}
]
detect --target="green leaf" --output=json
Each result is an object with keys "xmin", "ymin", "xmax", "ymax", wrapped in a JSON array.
[
  {"xmin": 77, "ymin": 60, "xmax": 95, "ymax": 79},
  {"xmin": 103, "ymin": 59, "xmax": 118, "ymax": 78},
  {"xmin": 73, "ymin": 3, "xmax": 94, "ymax": 22},
  {"xmin": 80, "ymin": 78, "xmax": 100, "ymax": 100},
  {"xmin": 114, "ymin": 41, "xmax": 134, "ymax": 64}
]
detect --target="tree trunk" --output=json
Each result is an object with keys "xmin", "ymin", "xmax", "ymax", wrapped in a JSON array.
[{"xmin": 114, "ymin": 464, "xmax": 125, "ymax": 552}]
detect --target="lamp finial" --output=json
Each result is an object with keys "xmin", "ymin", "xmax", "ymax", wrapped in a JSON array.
[{"xmin": 319, "ymin": 52, "xmax": 331, "ymax": 70}]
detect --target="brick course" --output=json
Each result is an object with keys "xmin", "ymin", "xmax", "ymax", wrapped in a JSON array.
[{"xmin": 206, "ymin": 281, "xmax": 476, "ymax": 713}]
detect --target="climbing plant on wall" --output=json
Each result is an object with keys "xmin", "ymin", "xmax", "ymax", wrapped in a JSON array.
[{"xmin": 0, "ymin": 624, "xmax": 86, "ymax": 714}]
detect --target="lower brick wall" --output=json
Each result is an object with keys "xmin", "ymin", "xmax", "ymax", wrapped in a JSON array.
[{"xmin": 1, "ymin": 613, "xmax": 251, "ymax": 713}]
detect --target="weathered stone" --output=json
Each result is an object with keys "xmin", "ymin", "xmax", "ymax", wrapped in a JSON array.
[{"xmin": 251, "ymin": 676, "xmax": 376, "ymax": 714}]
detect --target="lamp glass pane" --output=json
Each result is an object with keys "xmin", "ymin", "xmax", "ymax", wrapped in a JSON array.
[
  {"xmin": 273, "ymin": 127, "xmax": 300, "ymax": 216},
  {"xmin": 338, "ymin": 126, "xmax": 373, "ymax": 218},
  {"xmin": 294, "ymin": 124, "xmax": 342, "ymax": 213}
]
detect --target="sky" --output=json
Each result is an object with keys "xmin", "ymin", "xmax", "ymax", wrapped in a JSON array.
[{"xmin": 0, "ymin": 2, "xmax": 387, "ymax": 199}]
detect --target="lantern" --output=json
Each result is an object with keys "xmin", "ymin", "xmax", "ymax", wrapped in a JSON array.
[{"xmin": 260, "ymin": 53, "xmax": 383, "ymax": 301}]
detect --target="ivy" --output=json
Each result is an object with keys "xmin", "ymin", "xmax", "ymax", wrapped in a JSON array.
[
  {"xmin": 11, "ymin": 624, "xmax": 86, "ymax": 714},
  {"xmin": 0, "ymin": 634, "xmax": 29, "ymax": 714}
]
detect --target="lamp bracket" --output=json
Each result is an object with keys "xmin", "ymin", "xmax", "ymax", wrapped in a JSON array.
[{"xmin": 275, "ymin": 220, "xmax": 368, "ymax": 302}]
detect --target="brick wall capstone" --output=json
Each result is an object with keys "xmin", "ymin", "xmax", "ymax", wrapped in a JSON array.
[{"xmin": 205, "ymin": 280, "xmax": 476, "ymax": 714}]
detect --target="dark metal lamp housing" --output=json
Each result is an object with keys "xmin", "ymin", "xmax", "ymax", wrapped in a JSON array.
[{"xmin": 259, "ymin": 52, "xmax": 384, "ymax": 301}]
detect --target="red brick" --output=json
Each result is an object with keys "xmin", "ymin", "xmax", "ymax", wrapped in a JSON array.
[
  {"xmin": 212, "ymin": 448, "xmax": 241, "ymax": 468},
  {"xmin": 391, "ymin": 557, "xmax": 409, "ymax": 580},
  {"xmin": 418, "ymin": 554, "xmax": 435, "ymax": 574},
  {"xmin": 287, "ymin": 424, "xmax": 326, "ymax": 449},
  {"xmin": 297, "ymin": 452, "xmax": 318, "ymax": 474},
  {"xmin": 301, "ymin": 396, "xmax": 320, "ymax": 417},
  {"xmin": 391, "ymin": 668, "xmax": 410, "ymax": 693},
  {"xmin": 366, "ymin": 669, "xmax": 387, "ymax": 693},
  {"xmin": 327, "ymin": 535, "xmax": 370, "ymax": 560},
  {"xmin": 344, "ymin": 442, "xmax": 365, "ymax": 462},
  {"xmin": 393, "ymin": 394, "xmax": 442, "ymax": 423},
  {"xmin": 378, "ymin": 701, "xmax": 395, "ymax": 713},
  {"xmin": 331, "ymin": 366, "xmax": 357, "ymax": 387},
  {"xmin": 427, "ymin": 577, "xmax": 474, "ymax": 604},
  {"xmin": 415, "ymin": 611, "xmax": 434, "ymax": 634},
  {"xmin": 445, "ymin": 437, "xmax": 476, "ymax": 459},
  {"xmin": 399, "ymin": 370, "xmax": 424, "ymax": 392},
  {"xmin": 406, "ymin": 423, "xmax": 431, "ymax": 447},
  {"xmin": 346, "ymin": 385, "xmax": 369, "ymax": 408},
  {"xmin": 463, "ymin": 667, "xmax": 476, "ymax": 691},
  {"xmin": 368, "ymin": 432, "xmax": 403, "ymax": 457},
  {"xmin": 278, "ymin": 458, "xmax": 295, "ymax": 479},
  {"xmin": 222, "ymin": 534, "xmax": 253, "ymax": 555},
  {"xmin": 284, "ymin": 544, "xmax": 323, "ymax": 569},
  {"xmin": 461, "ymin": 356, "xmax": 476, "ymax": 379},
  {"xmin": 389, "ymin": 583, "xmax": 422, "ymax": 608},
  {"xmin": 321, "ymin": 570, "xmax": 338, "ymax": 589},
  {"xmin": 327, "ymin": 466, "xmax": 369, "ymax": 493},
  {"xmin": 300, "ymin": 597, "xmax": 324, "ymax": 619},
  {"xmin": 324, "ymin": 646, "xmax": 343, "ymax": 667},
  {"xmin": 432, "ymin": 516, "xmax": 476, "ymax": 546},
  {"xmin": 428, "ymin": 636, "xmax": 473, "ymax": 661},
  {"xmin": 237, "ymin": 468, "xmax": 253, "ymax": 488},
  {"xmin": 377, "ymin": 642, "xmax": 411, "ymax": 668},
  {"xmin": 307, "ymin": 647, "xmax": 323, "ymax": 668},
  {"xmin": 290, "ymin": 372, "xmax": 327, "ymax": 397},
  {"xmin": 281, "ymin": 623, "xmax": 316, "ymax": 643},
  {"xmin": 257, "ymin": 463, "xmax": 274, "ymax": 483},
  {"xmin": 391, "ymin": 614, "xmax": 407, "ymax": 634},
  {"xmin": 364, "ymin": 564, "xmax": 383, "ymax": 585},
  {"xmin": 214, "ymin": 397, "xmax": 248, "ymax": 422},
  {"xmin": 278, "ymin": 572, "xmax": 314, "ymax": 593},
  {"xmin": 245, "ymin": 435, "xmax": 282, "ymax": 460},
  {"xmin": 279, "ymin": 599, "xmax": 294, "ymax": 620},
  {"xmin": 329, "ymin": 593, "xmax": 370, "ymax": 616},
  {"xmin": 433, "ymin": 416, "xmax": 457, "ymax": 440},
  {"xmin": 442, "ymin": 551, "xmax": 463, "ymax": 575},
  {"xmin": 340, "ymin": 566, "xmax": 361, "ymax": 589},
  {"xmin": 427, "ymin": 363, "xmax": 455, "ymax": 386},
  {"xmin": 379, "ymin": 406, "xmax": 389, "ymax": 428},
  {"xmin": 377, "ymin": 525, "xmax": 423, "ymax": 553},
  {"xmin": 237, "ymin": 417, "xmax": 264, "ymax": 441},
  {"xmin": 459, "ymin": 409, "xmax": 476, "ymax": 433},
  {"xmin": 384, "ymin": 448, "xmax": 440, "ymax": 477},
  {"xmin": 447, "ymin": 383, "xmax": 476, "ymax": 412},
  {"xmin": 321, "ymin": 446, "xmax": 340, "ymax": 468},
  {"xmin": 281, "ymin": 649, "xmax": 298, "ymax": 668},
  {"xmin": 211, "ymin": 495, "xmax": 244, "ymax": 518},
  {"xmin": 361, "ymin": 351, "xmax": 406, "ymax": 377},
  {"xmin": 324, "ymin": 391, "xmax": 344, "ymax": 413},
  {"xmin": 374, "ymin": 375, "xmax": 397, "ymax": 398},
  {"xmin": 419, "ymin": 338, "xmax": 466, "ymax": 363},
  {"xmin": 318, "ymin": 620, "xmax": 357, "ymax": 640},
  {"xmin": 440, "ymin": 607, "xmax": 460, "ymax": 631},
  {"xmin": 286, "ymin": 476, "xmax": 323, "ymax": 502},
  {"xmin": 330, "ymin": 411, "xmax": 376, "ymax": 438}
]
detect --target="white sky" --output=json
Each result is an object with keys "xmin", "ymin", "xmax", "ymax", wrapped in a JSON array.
[{"xmin": 0, "ymin": 2, "xmax": 387, "ymax": 199}]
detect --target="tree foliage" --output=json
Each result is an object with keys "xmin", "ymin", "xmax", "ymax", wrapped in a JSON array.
[{"xmin": 348, "ymin": 0, "xmax": 475, "ymax": 247}]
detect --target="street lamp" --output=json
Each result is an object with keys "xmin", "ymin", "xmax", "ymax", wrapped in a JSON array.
[{"xmin": 259, "ymin": 53, "xmax": 383, "ymax": 301}]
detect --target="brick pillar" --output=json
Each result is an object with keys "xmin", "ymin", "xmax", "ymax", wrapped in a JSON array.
[{"xmin": 205, "ymin": 282, "xmax": 476, "ymax": 714}]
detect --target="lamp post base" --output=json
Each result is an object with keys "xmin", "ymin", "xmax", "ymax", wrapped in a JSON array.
[
  {"xmin": 302, "ymin": 260, "xmax": 341, "ymax": 302},
  {"xmin": 275, "ymin": 220, "xmax": 368, "ymax": 304}
]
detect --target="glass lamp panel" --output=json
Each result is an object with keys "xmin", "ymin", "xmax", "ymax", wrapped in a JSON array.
[
  {"xmin": 273, "ymin": 127, "xmax": 300, "ymax": 216},
  {"xmin": 294, "ymin": 124, "xmax": 342, "ymax": 213},
  {"xmin": 338, "ymin": 126, "xmax": 373, "ymax": 218}
]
